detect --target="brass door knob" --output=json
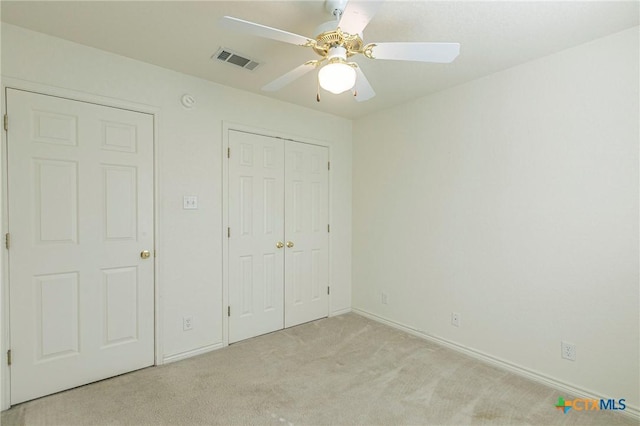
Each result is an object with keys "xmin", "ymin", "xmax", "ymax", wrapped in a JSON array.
[
  {"xmin": 140, "ymin": 250, "xmax": 151, "ymax": 259},
  {"xmin": 276, "ymin": 241, "xmax": 284, "ymax": 249},
  {"xmin": 286, "ymin": 241, "xmax": 294, "ymax": 248}
]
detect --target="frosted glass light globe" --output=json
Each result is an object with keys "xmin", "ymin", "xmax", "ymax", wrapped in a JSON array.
[{"xmin": 318, "ymin": 62, "xmax": 356, "ymax": 94}]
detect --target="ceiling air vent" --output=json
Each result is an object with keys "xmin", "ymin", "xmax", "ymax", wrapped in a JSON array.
[{"xmin": 213, "ymin": 48, "xmax": 260, "ymax": 71}]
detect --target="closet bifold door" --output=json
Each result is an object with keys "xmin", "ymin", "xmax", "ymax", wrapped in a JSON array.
[
  {"xmin": 228, "ymin": 131, "xmax": 285, "ymax": 344},
  {"xmin": 283, "ymin": 141, "xmax": 329, "ymax": 328}
]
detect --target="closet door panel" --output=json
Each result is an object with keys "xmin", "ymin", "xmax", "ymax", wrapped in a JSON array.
[
  {"xmin": 284, "ymin": 141, "xmax": 329, "ymax": 327},
  {"xmin": 228, "ymin": 131, "xmax": 285, "ymax": 343}
]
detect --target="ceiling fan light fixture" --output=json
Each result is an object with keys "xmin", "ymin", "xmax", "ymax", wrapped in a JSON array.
[
  {"xmin": 318, "ymin": 46, "xmax": 356, "ymax": 94},
  {"xmin": 318, "ymin": 61, "xmax": 356, "ymax": 94}
]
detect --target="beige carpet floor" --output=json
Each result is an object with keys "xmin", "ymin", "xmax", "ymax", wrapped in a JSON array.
[{"xmin": 1, "ymin": 313, "xmax": 636, "ymax": 425}]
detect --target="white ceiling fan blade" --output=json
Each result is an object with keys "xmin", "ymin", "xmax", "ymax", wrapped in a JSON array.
[
  {"xmin": 262, "ymin": 62, "xmax": 317, "ymax": 92},
  {"xmin": 368, "ymin": 42, "xmax": 460, "ymax": 63},
  {"xmin": 220, "ymin": 16, "xmax": 313, "ymax": 46},
  {"xmin": 354, "ymin": 66, "xmax": 375, "ymax": 102},
  {"xmin": 338, "ymin": 1, "xmax": 384, "ymax": 35}
]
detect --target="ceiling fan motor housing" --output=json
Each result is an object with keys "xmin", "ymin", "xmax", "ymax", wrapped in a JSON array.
[{"xmin": 312, "ymin": 24, "xmax": 364, "ymax": 59}]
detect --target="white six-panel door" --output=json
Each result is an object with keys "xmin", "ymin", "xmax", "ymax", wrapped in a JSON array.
[
  {"xmin": 228, "ymin": 131, "xmax": 285, "ymax": 343},
  {"xmin": 7, "ymin": 89, "xmax": 155, "ymax": 404},
  {"xmin": 228, "ymin": 131, "xmax": 329, "ymax": 343},
  {"xmin": 284, "ymin": 141, "xmax": 329, "ymax": 328}
]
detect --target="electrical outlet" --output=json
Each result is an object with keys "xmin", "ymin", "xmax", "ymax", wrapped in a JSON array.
[
  {"xmin": 561, "ymin": 341, "xmax": 576, "ymax": 361},
  {"xmin": 183, "ymin": 196, "xmax": 198, "ymax": 210},
  {"xmin": 451, "ymin": 312, "xmax": 460, "ymax": 327},
  {"xmin": 183, "ymin": 316, "xmax": 194, "ymax": 331},
  {"xmin": 381, "ymin": 292, "xmax": 388, "ymax": 305}
]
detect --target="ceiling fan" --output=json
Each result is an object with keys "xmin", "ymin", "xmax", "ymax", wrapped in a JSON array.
[{"xmin": 220, "ymin": 0, "xmax": 460, "ymax": 102}]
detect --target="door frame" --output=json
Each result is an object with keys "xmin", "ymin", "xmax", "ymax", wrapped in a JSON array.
[
  {"xmin": 221, "ymin": 121, "xmax": 332, "ymax": 346},
  {"xmin": 0, "ymin": 78, "xmax": 162, "ymax": 410}
]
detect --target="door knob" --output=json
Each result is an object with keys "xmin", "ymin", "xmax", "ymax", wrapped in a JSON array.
[
  {"xmin": 276, "ymin": 241, "xmax": 284, "ymax": 249},
  {"xmin": 140, "ymin": 250, "xmax": 151, "ymax": 259},
  {"xmin": 286, "ymin": 241, "xmax": 294, "ymax": 248}
]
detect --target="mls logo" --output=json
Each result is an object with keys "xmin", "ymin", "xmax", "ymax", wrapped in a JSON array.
[{"xmin": 555, "ymin": 396, "xmax": 626, "ymax": 413}]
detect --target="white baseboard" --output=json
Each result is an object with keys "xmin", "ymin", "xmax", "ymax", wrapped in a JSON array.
[
  {"xmin": 162, "ymin": 342, "xmax": 224, "ymax": 364},
  {"xmin": 330, "ymin": 307, "xmax": 352, "ymax": 316},
  {"xmin": 352, "ymin": 308, "xmax": 639, "ymax": 421}
]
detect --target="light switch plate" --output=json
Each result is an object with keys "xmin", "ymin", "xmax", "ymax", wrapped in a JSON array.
[{"xmin": 183, "ymin": 196, "xmax": 198, "ymax": 209}]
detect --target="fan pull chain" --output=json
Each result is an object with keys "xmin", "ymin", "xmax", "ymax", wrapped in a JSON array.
[{"xmin": 316, "ymin": 75, "xmax": 321, "ymax": 102}]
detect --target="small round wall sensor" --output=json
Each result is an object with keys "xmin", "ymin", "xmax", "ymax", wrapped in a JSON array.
[{"xmin": 181, "ymin": 94, "xmax": 196, "ymax": 109}]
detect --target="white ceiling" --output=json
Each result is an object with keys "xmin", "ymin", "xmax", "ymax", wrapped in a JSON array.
[{"xmin": 2, "ymin": 1, "xmax": 638, "ymax": 119}]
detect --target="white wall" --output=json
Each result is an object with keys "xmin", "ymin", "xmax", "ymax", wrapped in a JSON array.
[
  {"xmin": 0, "ymin": 22, "xmax": 352, "ymax": 399},
  {"xmin": 353, "ymin": 26, "xmax": 639, "ymax": 411}
]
